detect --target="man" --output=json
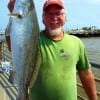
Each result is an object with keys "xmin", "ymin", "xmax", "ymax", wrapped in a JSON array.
[{"xmin": 8, "ymin": 0, "xmax": 97, "ymax": 100}]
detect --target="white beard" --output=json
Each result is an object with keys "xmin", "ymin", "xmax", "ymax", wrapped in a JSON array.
[{"xmin": 49, "ymin": 27, "xmax": 62, "ymax": 36}]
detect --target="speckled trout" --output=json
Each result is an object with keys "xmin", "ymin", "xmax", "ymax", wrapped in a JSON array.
[{"xmin": 9, "ymin": 0, "xmax": 40, "ymax": 99}]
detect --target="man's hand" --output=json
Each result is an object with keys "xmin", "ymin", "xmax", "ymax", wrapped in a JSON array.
[{"xmin": 8, "ymin": 0, "xmax": 15, "ymax": 12}]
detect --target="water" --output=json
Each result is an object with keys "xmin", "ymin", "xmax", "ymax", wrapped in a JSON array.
[{"xmin": 80, "ymin": 37, "xmax": 100, "ymax": 65}]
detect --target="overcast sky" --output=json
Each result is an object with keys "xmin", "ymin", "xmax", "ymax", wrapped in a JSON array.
[{"xmin": 0, "ymin": 0, "xmax": 100, "ymax": 30}]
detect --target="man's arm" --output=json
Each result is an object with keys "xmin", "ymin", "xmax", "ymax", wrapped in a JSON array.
[
  {"xmin": 6, "ymin": 36, "xmax": 11, "ymax": 52},
  {"xmin": 78, "ymin": 69, "xmax": 98, "ymax": 100}
]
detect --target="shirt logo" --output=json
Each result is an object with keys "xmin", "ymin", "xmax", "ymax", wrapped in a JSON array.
[{"xmin": 60, "ymin": 49, "xmax": 71, "ymax": 59}]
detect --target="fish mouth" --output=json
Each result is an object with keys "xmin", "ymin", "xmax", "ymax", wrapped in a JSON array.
[{"xmin": 9, "ymin": 13, "xmax": 22, "ymax": 18}]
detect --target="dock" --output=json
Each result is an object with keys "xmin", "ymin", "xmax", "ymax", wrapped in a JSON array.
[
  {"xmin": 0, "ymin": 69, "xmax": 17, "ymax": 100},
  {"xmin": 68, "ymin": 30, "xmax": 100, "ymax": 37}
]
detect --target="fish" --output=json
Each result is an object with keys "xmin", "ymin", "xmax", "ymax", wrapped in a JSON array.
[{"xmin": 9, "ymin": 0, "xmax": 40, "ymax": 99}]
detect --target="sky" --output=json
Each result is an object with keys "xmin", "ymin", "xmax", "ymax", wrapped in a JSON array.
[{"xmin": 0, "ymin": 0, "xmax": 100, "ymax": 31}]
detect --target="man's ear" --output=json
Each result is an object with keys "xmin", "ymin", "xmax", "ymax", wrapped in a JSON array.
[
  {"xmin": 62, "ymin": 13, "xmax": 67, "ymax": 26},
  {"xmin": 42, "ymin": 13, "xmax": 45, "ymax": 25}
]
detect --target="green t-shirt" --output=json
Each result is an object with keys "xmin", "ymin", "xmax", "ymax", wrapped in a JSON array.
[{"xmin": 29, "ymin": 30, "xmax": 90, "ymax": 100}]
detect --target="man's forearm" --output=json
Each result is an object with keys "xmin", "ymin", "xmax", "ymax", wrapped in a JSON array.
[{"xmin": 78, "ymin": 69, "xmax": 98, "ymax": 100}]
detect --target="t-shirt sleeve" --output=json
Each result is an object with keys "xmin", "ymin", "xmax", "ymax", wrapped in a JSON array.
[{"xmin": 76, "ymin": 40, "xmax": 91, "ymax": 70}]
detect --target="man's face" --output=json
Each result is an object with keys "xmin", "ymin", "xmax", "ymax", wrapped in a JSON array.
[{"xmin": 43, "ymin": 5, "xmax": 66, "ymax": 31}]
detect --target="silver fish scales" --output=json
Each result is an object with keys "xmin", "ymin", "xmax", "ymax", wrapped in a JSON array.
[{"xmin": 10, "ymin": 0, "xmax": 40, "ymax": 99}]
